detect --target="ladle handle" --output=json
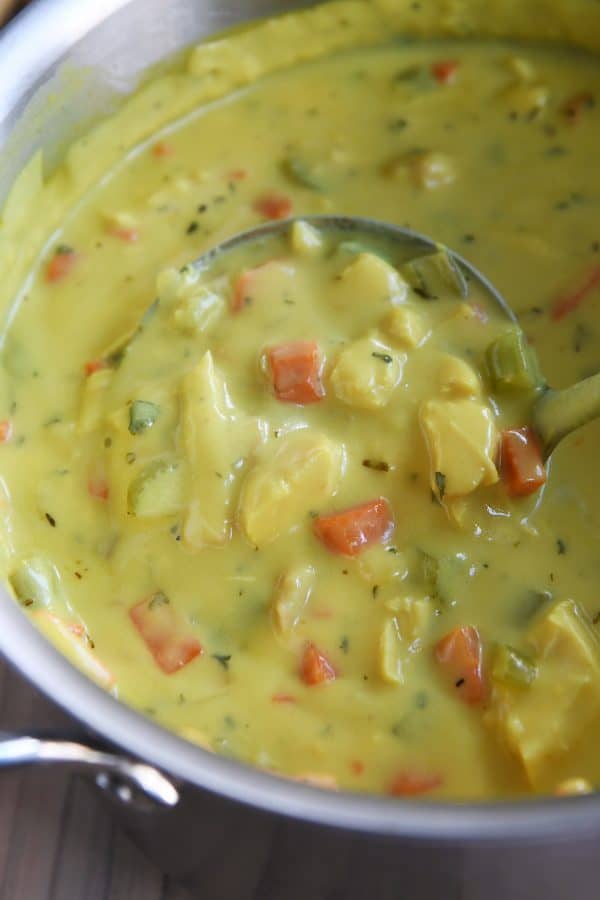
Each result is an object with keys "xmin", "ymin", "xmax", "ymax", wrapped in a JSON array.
[{"xmin": 533, "ymin": 372, "xmax": 600, "ymax": 458}]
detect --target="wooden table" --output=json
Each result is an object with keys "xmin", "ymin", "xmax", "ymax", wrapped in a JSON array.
[{"xmin": 0, "ymin": 659, "xmax": 190, "ymax": 900}]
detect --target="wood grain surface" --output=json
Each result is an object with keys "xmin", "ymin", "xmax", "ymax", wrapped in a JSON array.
[{"xmin": 0, "ymin": 658, "xmax": 190, "ymax": 900}]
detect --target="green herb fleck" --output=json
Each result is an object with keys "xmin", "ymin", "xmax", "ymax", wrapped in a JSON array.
[
  {"xmin": 149, "ymin": 590, "xmax": 169, "ymax": 610},
  {"xmin": 372, "ymin": 351, "xmax": 393, "ymax": 364},
  {"xmin": 362, "ymin": 458, "xmax": 390, "ymax": 472},
  {"xmin": 556, "ymin": 538, "xmax": 567, "ymax": 555},
  {"xmin": 212, "ymin": 653, "xmax": 232, "ymax": 670},
  {"xmin": 435, "ymin": 471, "xmax": 446, "ymax": 500}
]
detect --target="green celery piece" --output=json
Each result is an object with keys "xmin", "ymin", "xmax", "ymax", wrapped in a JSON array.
[
  {"xmin": 402, "ymin": 249, "xmax": 468, "ymax": 300},
  {"xmin": 127, "ymin": 459, "xmax": 184, "ymax": 517},
  {"xmin": 486, "ymin": 328, "xmax": 544, "ymax": 392},
  {"xmin": 129, "ymin": 400, "xmax": 160, "ymax": 435},
  {"xmin": 492, "ymin": 644, "xmax": 538, "ymax": 687}
]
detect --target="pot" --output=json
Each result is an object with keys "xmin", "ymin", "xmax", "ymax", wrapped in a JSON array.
[{"xmin": 1, "ymin": 2, "xmax": 599, "ymax": 897}]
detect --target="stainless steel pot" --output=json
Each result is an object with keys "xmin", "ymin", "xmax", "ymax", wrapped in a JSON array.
[{"xmin": 1, "ymin": 3, "xmax": 599, "ymax": 897}]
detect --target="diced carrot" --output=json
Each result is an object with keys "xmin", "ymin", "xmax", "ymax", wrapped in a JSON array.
[
  {"xmin": 228, "ymin": 168, "xmax": 248, "ymax": 181},
  {"xmin": 130, "ymin": 594, "xmax": 203, "ymax": 675},
  {"xmin": 88, "ymin": 476, "xmax": 109, "ymax": 501},
  {"xmin": 562, "ymin": 91, "xmax": 595, "ymax": 123},
  {"xmin": 254, "ymin": 192, "xmax": 293, "ymax": 220},
  {"xmin": 313, "ymin": 498, "xmax": 394, "ymax": 557},
  {"xmin": 434, "ymin": 625, "xmax": 486, "ymax": 704},
  {"xmin": 388, "ymin": 770, "xmax": 443, "ymax": 797},
  {"xmin": 108, "ymin": 226, "xmax": 140, "ymax": 243},
  {"xmin": 152, "ymin": 141, "xmax": 175, "ymax": 158},
  {"xmin": 499, "ymin": 427, "xmax": 546, "ymax": 497},
  {"xmin": 431, "ymin": 59, "xmax": 459, "ymax": 84},
  {"xmin": 272, "ymin": 693, "xmax": 297, "ymax": 704},
  {"xmin": 300, "ymin": 642, "xmax": 336, "ymax": 686},
  {"xmin": 350, "ymin": 760, "xmax": 365, "ymax": 776},
  {"xmin": 551, "ymin": 266, "xmax": 600, "ymax": 320},
  {"xmin": 84, "ymin": 359, "xmax": 107, "ymax": 377},
  {"xmin": 45, "ymin": 248, "xmax": 77, "ymax": 283},
  {"xmin": 267, "ymin": 340, "xmax": 325, "ymax": 404},
  {"xmin": 0, "ymin": 420, "xmax": 13, "ymax": 443}
]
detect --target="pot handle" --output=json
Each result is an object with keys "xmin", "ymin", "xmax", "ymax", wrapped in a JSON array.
[{"xmin": 0, "ymin": 731, "xmax": 180, "ymax": 810}]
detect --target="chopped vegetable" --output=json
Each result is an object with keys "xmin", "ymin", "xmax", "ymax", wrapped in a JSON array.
[
  {"xmin": 84, "ymin": 359, "xmax": 107, "ymax": 377},
  {"xmin": 45, "ymin": 247, "xmax": 77, "ymax": 283},
  {"xmin": 388, "ymin": 770, "xmax": 443, "ymax": 796},
  {"xmin": 128, "ymin": 400, "xmax": 160, "ymax": 435},
  {"xmin": 434, "ymin": 625, "xmax": 486, "ymax": 704},
  {"xmin": 562, "ymin": 91, "xmax": 595, "ymax": 123},
  {"xmin": 0, "ymin": 420, "xmax": 13, "ymax": 443},
  {"xmin": 431, "ymin": 60, "xmax": 458, "ymax": 84},
  {"xmin": 253, "ymin": 193, "xmax": 293, "ymax": 220},
  {"xmin": 402, "ymin": 249, "xmax": 467, "ymax": 299},
  {"xmin": 127, "ymin": 460, "xmax": 185, "ymax": 518},
  {"xmin": 498, "ymin": 427, "xmax": 546, "ymax": 497},
  {"xmin": 33, "ymin": 611, "xmax": 115, "ymax": 689},
  {"xmin": 485, "ymin": 328, "xmax": 544, "ymax": 392},
  {"xmin": 272, "ymin": 563, "xmax": 315, "ymax": 634},
  {"xmin": 313, "ymin": 497, "xmax": 394, "ymax": 557},
  {"xmin": 330, "ymin": 336, "xmax": 404, "ymax": 410},
  {"xmin": 109, "ymin": 226, "xmax": 139, "ymax": 243},
  {"xmin": 492, "ymin": 644, "xmax": 537, "ymax": 687},
  {"xmin": 267, "ymin": 340, "xmax": 325, "ymax": 404},
  {"xmin": 129, "ymin": 594, "xmax": 202, "ymax": 674},
  {"xmin": 10, "ymin": 557, "xmax": 69, "ymax": 614},
  {"xmin": 152, "ymin": 141, "xmax": 174, "ymax": 158},
  {"xmin": 239, "ymin": 430, "xmax": 343, "ymax": 547},
  {"xmin": 300, "ymin": 641, "xmax": 336, "ymax": 685},
  {"xmin": 88, "ymin": 476, "xmax": 109, "ymax": 501},
  {"xmin": 551, "ymin": 266, "xmax": 600, "ymax": 320},
  {"xmin": 282, "ymin": 155, "xmax": 324, "ymax": 191}
]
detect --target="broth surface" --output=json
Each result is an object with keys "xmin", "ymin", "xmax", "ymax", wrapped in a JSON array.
[{"xmin": 2, "ymin": 7, "xmax": 600, "ymax": 799}]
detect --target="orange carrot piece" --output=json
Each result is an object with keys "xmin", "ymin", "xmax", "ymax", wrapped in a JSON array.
[
  {"xmin": 272, "ymin": 693, "xmax": 297, "ymax": 704},
  {"xmin": 388, "ymin": 770, "xmax": 443, "ymax": 797},
  {"xmin": 431, "ymin": 59, "xmax": 459, "ymax": 84},
  {"xmin": 0, "ymin": 420, "xmax": 13, "ymax": 443},
  {"xmin": 88, "ymin": 476, "xmax": 109, "ymax": 501},
  {"xmin": 108, "ymin": 226, "xmax": 140, "ymax": 243},
  {"xmin": 562, "ymin": 91, "xmax": 595, "ymax": 123},
  {"xmin": 254, "ymin": 192, "xmax": 293, "ymax": 220},
  {"xmin": 130, "ymin": 595, "xmax": 202, "ymax": 675},
  {"xmin": 84, "ymin": 359, "xmax": 107, "ymax": 377},
  {"xmin": 551, "ymin": 266, "xmax": 600, "ymax": 320},
  {"xmin": 350, "ymin": 760, "xmax": 365, "ymax": 776},
  {"xmin": 152, "ymin": 141, "xmax": 175, "ymax": 158},
  {"xmin": 267, "ymin": 340, "xmax": 325, "ymax": 404},
  {"xmin": 499, "ymin": 427, "xmax": 546, "ymax": 497},
  {"xmin": 45, "ymin": 248, "xmax": 77, "ymax": 283},
  {"xmin": 313, "ymin": 498, "xmax": 394, "ymax": 557},
  {"xmin": 300, "ymin": 642, "xmax": 336, "ymax": 686},
  {"xmin": 434, "ymin": 625, "xmax": 486, "ymax": 705},
  {"xmin": 228, "ymin": 168, "xmax": 249, "ymax": 181}
]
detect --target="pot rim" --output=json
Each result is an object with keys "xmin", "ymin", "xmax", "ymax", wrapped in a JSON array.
[
  {"xmin": 1, "ymin": 0, "xmax": 600, "ymax": 844},
  {"xmin": 2, "ymin": 589, "xmax": 599, "ymax": 841}
]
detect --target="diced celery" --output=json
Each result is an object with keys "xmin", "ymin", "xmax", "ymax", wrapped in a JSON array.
[
  {"xmin": 129, "ymin": 400, "xmax": 159, "ymax": 435},
  {"xmin": 282, "ymin": 155, "xmax": 324, "ymax": 191},
  {"xmin": 492, "ymin": 644, "xmax": 538, "ymax": 687},
  {"xmin": 10, "ymin": 557, "xmax": 68, "ymax": 611},
  {"xmin": 485, "ymin": 328, "xmax": 544, "ymax": 392},
  {"xmin": 401, "ymin": 249, "xmax": 468, "ymax": 300},
  {"xmin": 127, "ymin": 459, "xmax": 184, "ymax": 517}
]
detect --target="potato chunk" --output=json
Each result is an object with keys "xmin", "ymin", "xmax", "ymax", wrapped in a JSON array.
[
  {"xmin": 486, "ymin": 600, "xmax": 600, "ymax": 787},
  {"xmin": 382, "ymin": 306, "xmax": 429, "ymax": 349},
  {"xmin": 330, "ymin": 336, "xmax": 405, "ymax": 410},
  {"xmin": 335, "ymin": 252, "xmax": 408, "ymax": 306},
  {"xmin": 238, "ymin": 430, "xmax": 343, "ymax": 547},
  {"xmin": 271, "ymin": 563, "xmax": 316, "ymax": 635},
  {"xmin": 419, "ymin": 398, "xmax": 498, "ymax": 497},
  {"xmin": 437, "ymin": 354, "xmax": 481, "ymax": 399},
  {"xmin": 379, "ymin": 596, "xmax": 430, "ymax": 685},
  {"xmin": 180, "ymin": 351, "xmax": 261, "ymax": 548}
]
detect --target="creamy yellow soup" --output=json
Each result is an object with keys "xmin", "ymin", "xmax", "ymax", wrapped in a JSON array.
[{"xmin": 2, "ymin": 0, "xmax": 600, "ymax": 800}]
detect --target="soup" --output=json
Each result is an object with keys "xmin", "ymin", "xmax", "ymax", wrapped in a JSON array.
[{"xmin": 1, "ymin": 0, "xmax": 600, "ymax": 799}]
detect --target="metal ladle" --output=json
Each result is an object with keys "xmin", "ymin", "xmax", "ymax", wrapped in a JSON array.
[{"xmin": 194, "ymin": 214, "xmax": 600, "ymax": 460}]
